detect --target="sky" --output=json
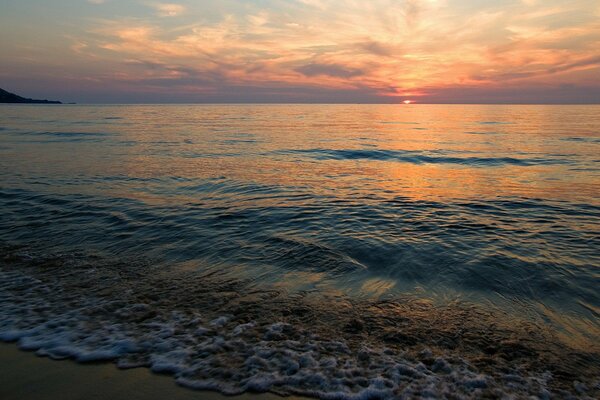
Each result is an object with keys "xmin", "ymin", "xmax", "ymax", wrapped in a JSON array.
[{"xmin": 0, "ymin": 0, "xmax": 599, "ymax": 103}]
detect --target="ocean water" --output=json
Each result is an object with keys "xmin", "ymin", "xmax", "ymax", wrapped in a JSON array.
[{"xmin": 0, "ymin": 104, "xmax": 599, "ymax": 398}]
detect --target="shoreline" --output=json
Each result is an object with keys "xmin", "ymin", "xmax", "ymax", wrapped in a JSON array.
[
  {"xmin": 0, "ymin": 343, "xmax": 305, "ymax": 400},
  {"xmin": 1, "ymin": 246, "xmax": 599, "ymax": 398}
]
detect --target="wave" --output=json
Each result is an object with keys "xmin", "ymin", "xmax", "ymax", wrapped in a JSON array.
[
  {"xmin": 1, "ymin": 247, "xmax": 598, "ymax": 399},
  {"xmin": 21, "ymin": 131, "xmax": 115, "ymax": 138},
  {"xmin": 1, "ymin": 187, "xmax": 598, "ymax": 309},
  {"xmin": 561, "ymin": 137, "xmax": 600, "ymax": 144},
  {"xmin": 273, "ymin": 149, "xmax": 574, "ymax": 166},
  {"xmin": 3, "ymin": 130, "xmax": 115, "ymax": 143}
]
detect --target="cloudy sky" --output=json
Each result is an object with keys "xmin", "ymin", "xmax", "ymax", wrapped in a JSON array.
[{"xmin": 1, "ymin": 0, "xmax": 599, "ymax": 103}]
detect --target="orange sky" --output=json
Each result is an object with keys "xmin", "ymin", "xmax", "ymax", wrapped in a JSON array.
[{"xmin": 1, "ymin": 0, "xmax": 599, "ymax": 103}]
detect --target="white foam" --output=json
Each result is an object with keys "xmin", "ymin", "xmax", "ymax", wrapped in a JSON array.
[
  {"xmin": 232, "ymin": 322, "xmax": 255, "ymax": 336},
  {"xmin": 210, "ymin": 316, "xmax": 229, "ymax": 327}
]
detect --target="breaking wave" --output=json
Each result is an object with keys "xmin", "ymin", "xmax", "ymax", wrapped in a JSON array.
[{"xmin": 1, "ymin": 246, "xmax": 598, "ymax": 399}]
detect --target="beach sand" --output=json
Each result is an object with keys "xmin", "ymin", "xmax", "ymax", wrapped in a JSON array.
[{"xmin": 0, "ymin": 343, "xmax": 305, "ymax": 400}]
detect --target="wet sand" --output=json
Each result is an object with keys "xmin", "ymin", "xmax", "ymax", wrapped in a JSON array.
[{"xmin": 0, "ymin": 343, "xmax": 305, "ymax": 400}]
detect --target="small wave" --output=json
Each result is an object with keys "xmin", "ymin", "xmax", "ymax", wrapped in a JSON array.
[
  {"xmin": 263, "ymin": 235, "xmax": 368, "ymax": 274},
  {"xmin": 274, "ymin": 149, "xmax": 572, "ymax": 166},
  {"xmin": 6, "ymin": 130, "xmax": 115, "ymax": 143},
  {"xmin": 561, "ymin": 137, "xmax": 600, "ymax": 144},
  {"xmin": 219, "ymin": 139, "xmax": 260, "ymax": 144},
  {"xmin": 22, "ymin": 131, "xmax": 114, "ymax": 138},
  {"xmin": 181, "ymin": 151, "xmax": 243, "ymax": 158}
]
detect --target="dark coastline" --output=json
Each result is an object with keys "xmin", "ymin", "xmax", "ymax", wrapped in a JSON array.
[{"xmin": 0, "ymin": 88, "xmax": 62, "ymax": 104}]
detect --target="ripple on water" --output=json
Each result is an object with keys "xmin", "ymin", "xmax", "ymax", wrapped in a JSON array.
[{"xmin": 0, "ymin": 187, "xmax": 598, "ymax": 319}]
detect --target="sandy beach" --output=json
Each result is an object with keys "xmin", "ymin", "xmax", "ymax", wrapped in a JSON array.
[{"xmin": 0, "ymin": 343, "xmax": 306, "ymax": 400}]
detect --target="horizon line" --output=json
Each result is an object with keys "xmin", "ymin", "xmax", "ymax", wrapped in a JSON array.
[{"xmin": 3, "ymin": 102, "xmax": 600, "ymax": 106}]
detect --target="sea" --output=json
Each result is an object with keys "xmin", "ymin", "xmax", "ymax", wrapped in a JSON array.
[{"xmin": 0, "ymin": 104, "xmax": 599, "ymax": 398}]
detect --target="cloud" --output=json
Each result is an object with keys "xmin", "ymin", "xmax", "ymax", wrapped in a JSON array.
[
  {"xmin": 150, "ymin": 3, "xmax": 185, "ymax": 17},
  {"xmin": 83, "ymin": 1, "xmax": 599, "ymax": 101},
  {"xmin": 4, "ymin": 0, "xmax": 599, "ymax": 102},
  {"xmin": 546, "ymin": 55, "xmax": 600, "ymax": 74},
  {"xmin": 355, "ymin": 41, "xmax": 395, "ymax": 57},
  {"xmin": 295, "ymin": 63, "xmax": 364, "ymax": 78}
]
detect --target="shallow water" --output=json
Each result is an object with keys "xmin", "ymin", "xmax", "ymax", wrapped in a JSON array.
[{"xmin": 0, "ymin": 104, "xmax": 599, "ymax": 398}]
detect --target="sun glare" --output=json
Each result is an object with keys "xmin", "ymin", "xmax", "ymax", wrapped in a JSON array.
[{"xmin": 403, "ymin": 100, "xmax": 412, "ymax": 104}]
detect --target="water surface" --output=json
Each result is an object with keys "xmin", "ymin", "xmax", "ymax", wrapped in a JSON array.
[{"xmin": 1, "ymin": 104, "xmax": 599, "ymax": 398}]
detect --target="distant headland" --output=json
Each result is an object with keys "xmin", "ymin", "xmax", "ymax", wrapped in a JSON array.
[{"xmin": 0, "ymin": 88, "xmax": 62, "ymax": 104}]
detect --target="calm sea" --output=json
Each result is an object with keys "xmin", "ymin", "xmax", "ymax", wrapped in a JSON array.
[{"xmin": 1, "ymin": 104, "xmax": 599, "ymax": 398}]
